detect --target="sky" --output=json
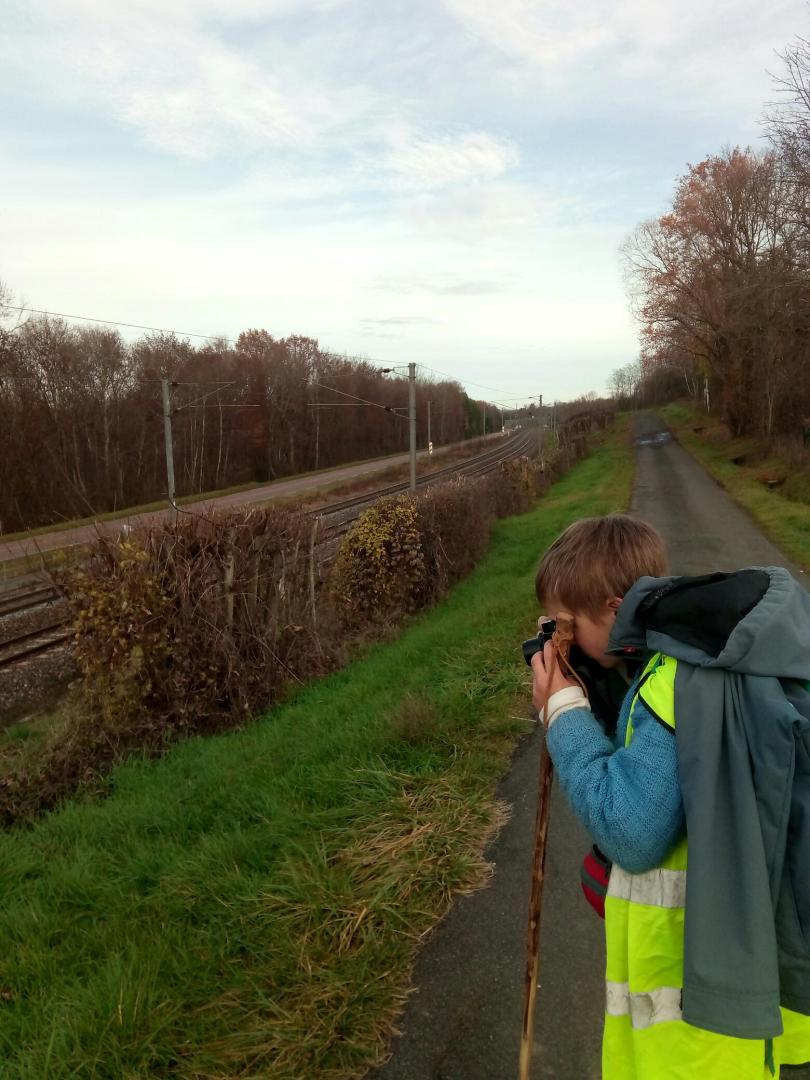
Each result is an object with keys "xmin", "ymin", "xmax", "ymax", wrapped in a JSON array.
[{"xmin": 1, "ymin": 0, "xmax": 807, "ymax": 406}]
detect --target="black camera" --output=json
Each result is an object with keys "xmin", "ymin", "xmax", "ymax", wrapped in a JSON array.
[{"xmin": 522, "ymin": 618, "xmax": 556, "ymax": 666}]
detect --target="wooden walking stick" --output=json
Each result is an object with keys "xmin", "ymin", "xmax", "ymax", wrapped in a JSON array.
[{"xmin": 518, "ymin": 613, "xmax": 587, "ymax": 1080}]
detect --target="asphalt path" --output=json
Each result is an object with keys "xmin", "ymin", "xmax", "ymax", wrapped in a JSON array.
[{"xmin": 365, "ymin": 411, "xmax": 808, "ymax": 1080}]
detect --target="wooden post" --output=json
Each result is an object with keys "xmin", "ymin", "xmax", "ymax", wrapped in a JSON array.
[
  {"xmin": 224, "ymin": 528, "xmax": 236, "ymax": 633},
  {"xmin": 519, "ymin": 614, "xmax": 582, "ymax": 1080}
]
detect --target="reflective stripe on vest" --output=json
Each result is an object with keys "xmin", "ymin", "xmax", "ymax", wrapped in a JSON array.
[
  {"xmin": 606, "ymin": 981, "xmax": 683, "ymax": 1029},
  {"xmin": 607, "ymin": 864, "xmax": 686, "ymax": 908},
  {"xmin": 605, "ymin": 650, "xmax": 687, "ymax": 1059}
]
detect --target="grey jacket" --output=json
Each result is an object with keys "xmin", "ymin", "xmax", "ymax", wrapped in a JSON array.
[{"xmin": 609, "ymin": 566, "xmax": 810, "ymax": 1039}]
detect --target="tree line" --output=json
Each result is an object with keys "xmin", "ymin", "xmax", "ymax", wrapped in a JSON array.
[
  {"xmin": 0, "ymin": 298, "xmax": 503, "ymax": 534},
  {"xmin": 613, "ymin": 32, "xmax": 810, "ymax": 441}
]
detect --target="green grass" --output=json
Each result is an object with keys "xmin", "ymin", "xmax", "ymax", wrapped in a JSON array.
[
  {"xmin": 0, "ymin": 428, "xmax": 633, "ymax": 1080},
  {"xmin": 659, "ymin": 402, "xmax": 810, "ymax": 570}
]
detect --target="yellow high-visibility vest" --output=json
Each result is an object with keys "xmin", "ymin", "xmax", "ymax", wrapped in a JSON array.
[{"xmin": 602, "ymin": 652, "xmax": 810, "ymax": 1079}]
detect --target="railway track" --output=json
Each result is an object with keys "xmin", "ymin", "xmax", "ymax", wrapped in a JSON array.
[
  {"xmin": 0, "ymin": 430, "xmax": 537, "ymax": 670},
  {"xmin": 312, "ymin": 429, "xmax": 534, "ymax": 519},
  {"xmin": 0, "ymin": 582, "xmax": 59, "ymax": 618},
  {"xmin": 317, "ymin": 429, "xmax": 536, "ymax": 542},
  {"xmin": 0, "ymin": 621, "xmax": 73, "ymax": 671}
]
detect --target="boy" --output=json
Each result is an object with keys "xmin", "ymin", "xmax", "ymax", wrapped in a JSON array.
[{"xmin": 530, "ymin": 513, "xmax": 810, "ymax": 1079}]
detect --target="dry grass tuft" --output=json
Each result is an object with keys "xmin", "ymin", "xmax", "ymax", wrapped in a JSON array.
[
  {"xmin": 185, "ymin": 772, "xmax": 510, "ymax": 1078},
  {"xmin": 389, "ymin": 693, "xmax": 443, "ymax": 745}
]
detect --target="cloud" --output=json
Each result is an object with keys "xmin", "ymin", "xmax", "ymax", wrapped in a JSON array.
[
  {"xmin": 361, "ymin": 316, "xmax": 441, "ymax": 326},
  {"xmin": 2, "ymin": 0, "xmax": 371, "ymax": 158},
  {"xmin": 373, "ymin": 274, "xmax": 516, "ymax": 296},
  {"xmin": 397, "ymin": 179, "xmax": 576, "ymax": 246},
  {"xmin": 440, "ymin": 0, "xmax": 616, "ymax": 69},
  {"xmin": 382, "ymin": 128, "xmax": 518, "ymax": 190},
  {"xmin": 439, "ymin": 0, "xmax": 803, "ymax": 110}
]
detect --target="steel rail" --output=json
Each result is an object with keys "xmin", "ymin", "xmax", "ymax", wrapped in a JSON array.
[
  {"xmin": 312, "ymin": 430, "xmax": 535, "ymax": 521},
  {"xmin": 0, "ymin": 624, "xmax": 73, "ymax": 669},
  {"xmin": 0, "ymin": 585, "xmax": 59, "ymax": 619}
]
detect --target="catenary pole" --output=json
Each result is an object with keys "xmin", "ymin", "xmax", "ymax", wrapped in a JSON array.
[{"xmin": 408, "ymin": 362, "xmax": 417, "ymax": 491}]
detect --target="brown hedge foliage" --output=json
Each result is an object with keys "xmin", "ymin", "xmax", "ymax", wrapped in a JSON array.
[
  {"xmin": 328, "ymin": 495, "xmax": 429, "ymax": 628},
  {"xmin": 329, "ymin": 440, "xmax": 588, "ymax": 631},
  {"xmin": 62, "ymin": 506, "xmax": 338, "ymax": 741},
  {"xmin": 415, "ymin": 476, "xmax": 492, "ymax": 599},
  {"xmin": 0, "ymin": 417, "xmax": 605, "ymax": 824}
]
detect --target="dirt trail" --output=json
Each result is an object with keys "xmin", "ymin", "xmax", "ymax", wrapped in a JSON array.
[{"xmin": 366, "ymin": 412, "xmax": 808, "ymax": 1080}]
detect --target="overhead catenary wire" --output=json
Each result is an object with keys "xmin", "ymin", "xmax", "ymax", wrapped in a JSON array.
[
  {"xmin": 309, "ymin": 381, "xmax": 410, "ymax": 418},
  {"xmin": 416, "ymin": 363, "xmax": 527, "ymax": 400}
]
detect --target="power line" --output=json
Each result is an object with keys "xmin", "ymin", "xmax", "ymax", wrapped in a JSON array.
[
  {"xmin": 9, "ymin": 306, "xmax": 232, "ymax": 344},
  {"xmin": 8, "ymin": 305, "xmax": 403, "ymax": 375},
  {"xmin": 310, "ymin": 380, "xmax": 409, "ymax": 418},
  {"xmin": 417, "ymin": 364, "xmax": 528, "ymax": 399},
  {"xmin": 8, "ymin": 304, "xmax": 538, "ymax": 401}
]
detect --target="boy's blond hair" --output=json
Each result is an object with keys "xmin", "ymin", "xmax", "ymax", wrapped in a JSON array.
[{"xmin": 535, "ymin": 514, "xmax": 668, "ymax": 615}]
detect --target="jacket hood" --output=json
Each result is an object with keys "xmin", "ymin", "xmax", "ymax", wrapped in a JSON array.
[{"xmin": 609, "ymin": 566, "xmax": 810, "ymax": 679}]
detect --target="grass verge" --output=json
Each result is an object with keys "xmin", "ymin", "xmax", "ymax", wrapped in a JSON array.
[
  {"xmin": 0, "ymin": 436, "xmax": 501, "ymax": 547},
  {"xmin": 0, "ymin": 427, "xmax": 633, "ymax": 1079},
  {"xmin": 0, "ymin": 542, "xmax": 89, "ymax": 585},
  {"xmin": 0, "ymin": 437, "xmax": 501, "ymax": 585},
  {"xmin": 658, "ymin": 402, "xmax": 810, "ymax": 571}
]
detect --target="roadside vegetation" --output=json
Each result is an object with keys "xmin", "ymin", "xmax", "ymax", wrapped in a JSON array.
[
  {"xmin": 0, "ymin": 440, "xmax": 577, "ymax": 826},
  {"xmin": 0, "ymin": 423, "xmax": 631, "ymax": 1079},
  {"xmin": 608, "ymin": 33, "xmax": 810, "ymax": 496},
  {"xmin": 658, "ymin": 403, "xmax": 810, "ymax": 570}
]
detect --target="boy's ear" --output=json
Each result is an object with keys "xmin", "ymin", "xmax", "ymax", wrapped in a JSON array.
[{"xmin": 607, "ymin": 595, "xmax": 622, "ymax": 614}]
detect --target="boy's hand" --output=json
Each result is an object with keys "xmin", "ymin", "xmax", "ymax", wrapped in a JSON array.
[{"xmin": 531, "ymin": 641, "xmax": 578, "ymax": 713}]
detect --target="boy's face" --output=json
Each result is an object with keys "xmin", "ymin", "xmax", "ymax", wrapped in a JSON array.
[{"xmin": 545, "ymin": 595, "xmax": 622, "ymax": 667}]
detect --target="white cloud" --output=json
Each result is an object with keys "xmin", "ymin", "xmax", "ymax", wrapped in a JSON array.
[
  {"xmin": 398, "ymin": 179, "xmax": 575, "ymax": 247},
  {"xmin": 441, "ymin": 0, "xmax": 617, "ymax": 69},
  {"xmin": 382, "ymin": 128, "xmax": 519, "ymax": 190},
  {"xmin": 440, "ymin": 0, "xmax": 777, "ymax": 67},
  {"xmin": 373, "ymin": 273, "xmax": 519, "ymax": 296},
  {"xmin": 2, "ymin": 0, "xmax": 368, "ymax": 158},
  {"xmin": 440, "ymin": 0, "xmax": 803, "ymax": 110},
  {"xmin": 4, "ymin": 0, "xmax": 807, "ymax": 401}
]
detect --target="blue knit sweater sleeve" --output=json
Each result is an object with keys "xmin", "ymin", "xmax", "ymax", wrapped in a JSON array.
[{"xmin": 545, "ymin": 693, "xmax": 685, "ymax": 873}]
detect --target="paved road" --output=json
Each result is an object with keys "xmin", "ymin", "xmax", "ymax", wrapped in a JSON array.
[
  {"xmin": 630, "ymin": 412, "xmax": 807, "ymax": 579},
  {"xmin": 366, "ymin": 411, "xmax": 808, "ymax": 1080}
]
